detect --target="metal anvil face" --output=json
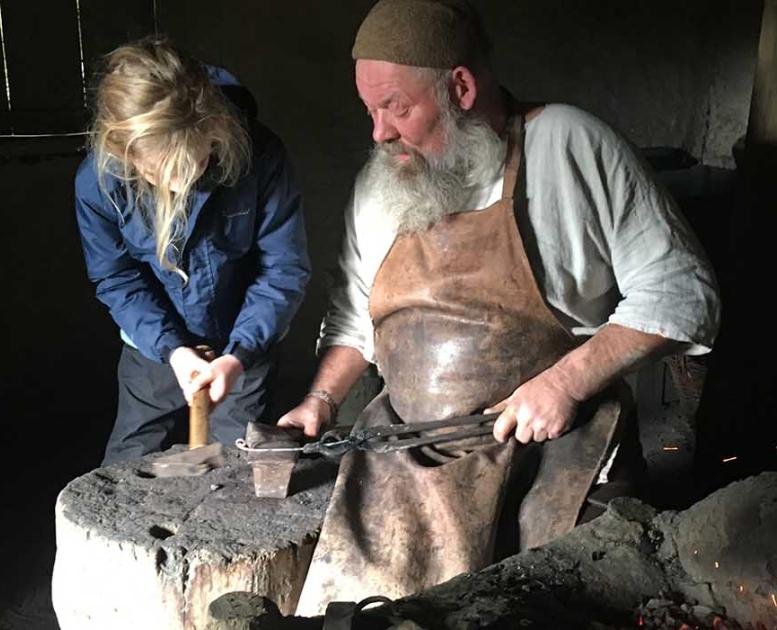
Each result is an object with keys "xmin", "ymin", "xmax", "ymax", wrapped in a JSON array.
[
  {"xmin": 243, "ymin": 423, "xmax": 302, "ymax": 498},
  {"xmin": 248, "ymin": 453, "xmax": 298, "ymax": 499}
]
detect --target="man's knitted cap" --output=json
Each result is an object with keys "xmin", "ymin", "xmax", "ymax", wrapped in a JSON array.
[{"xmin": 352, "ymin": 0, "xmax": 491, "ymax": 69}]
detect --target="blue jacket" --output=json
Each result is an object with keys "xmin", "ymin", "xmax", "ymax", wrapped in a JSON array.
[{"xmin": 75, "ymin": 71, "xmax": 310, "ymax": 368}]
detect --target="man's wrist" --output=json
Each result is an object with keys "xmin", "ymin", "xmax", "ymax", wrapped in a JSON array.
[
  {"xmin": 545, "ymin": 357, "xmax": 592, "ymax": 403},
  {"xmin": 305, "ymin": 389, "xmax": 338, "ymax": 421}
]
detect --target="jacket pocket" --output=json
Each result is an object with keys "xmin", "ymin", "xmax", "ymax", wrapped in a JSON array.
[{"xmin": 213, "ymin": 206, "xmax": 256, "ymax": 257}]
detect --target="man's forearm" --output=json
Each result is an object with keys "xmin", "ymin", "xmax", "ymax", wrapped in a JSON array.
[
  {"xmin": 546, "ymin": 323, "xmax": 684, "ymax": 402},
  {"xmin": 310, "ymin": 345, "xmax": 370, "ymax": 405}
]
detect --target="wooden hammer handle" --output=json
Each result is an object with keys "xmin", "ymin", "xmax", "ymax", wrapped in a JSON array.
[
  {"xmin": 189, "ymin": 388, "xmax": 210, "ymax": 448},
  {"xmin": 189, "ymin": 345, "xmax": 216, "ymax": 449}
]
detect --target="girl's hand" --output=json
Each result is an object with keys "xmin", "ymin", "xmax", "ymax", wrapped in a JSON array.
[
  {"xmin": 169, "ymin": 347, "xmax": 244, "ymax": 405},
  {"xmin": 169, "ymin": 347, "xmax": 212, "ymax": 402},
  {"xmin": 194, "ymin": 354, "xmax": 244, "ymax": 405}
]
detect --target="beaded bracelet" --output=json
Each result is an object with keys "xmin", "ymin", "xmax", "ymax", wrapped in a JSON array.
[{"xmin": 305, "ymin": 389, "xmax": 338, "ymax": 420}]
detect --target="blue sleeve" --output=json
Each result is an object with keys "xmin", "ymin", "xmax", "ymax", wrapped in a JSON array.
[
  {"xmin": 74, "ymin": 157, "xmax": 193, "ymax": 362},
  {"xmin": 222, "ymin": 134, "xmax": 311, "ymax": 367}
]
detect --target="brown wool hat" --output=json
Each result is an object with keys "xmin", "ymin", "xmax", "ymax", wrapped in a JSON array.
[{"xmin": 352, "ymin": 0, "xmax": 491, "ymax": 69}]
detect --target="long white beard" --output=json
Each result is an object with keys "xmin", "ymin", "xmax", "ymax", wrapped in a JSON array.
[{"xmin": 363, "ymin": 107, "xmax": 506, "ymax": 234}]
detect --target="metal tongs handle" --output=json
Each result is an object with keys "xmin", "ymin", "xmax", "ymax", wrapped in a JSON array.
[
  {"xmin": 299, "ymin": 412, "xmax": 500, "ymax": 458},
  {"xmin": 237, "ymin": 412, "xmax": 500, "ymax": 459}
]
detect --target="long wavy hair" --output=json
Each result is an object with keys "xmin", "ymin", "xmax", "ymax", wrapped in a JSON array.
[{"xmin": 89, "ymin": 38, "xmax": 250, "ymax": 280}]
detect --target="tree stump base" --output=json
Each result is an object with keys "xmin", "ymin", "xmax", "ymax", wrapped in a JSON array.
[{"xmin": 52, "ymin": 446, "xmax": 337, "ymax": 630}]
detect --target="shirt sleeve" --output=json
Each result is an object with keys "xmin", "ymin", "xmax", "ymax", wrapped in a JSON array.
[
  {"xmin": 74, "ymin": 158, "xmax": 193, "ymax": 362},
  {"xmin": 317, "ymin": 181, "xmax": 377, "ymax": 362},
  {"xmin": 222, "ymin": 135, "xmax": 311, "ymax": 368},
  {"xmin": 583, "ymin": 115, "xmax": 721, "ymax": 354}
]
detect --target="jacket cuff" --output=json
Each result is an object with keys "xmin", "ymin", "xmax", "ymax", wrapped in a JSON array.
[
  {"xmin": 158, "ymin": 331, "xmax": 194, "ymax": 364},
  {"xmin": 222, "ymin": 341, "xmax": 256, "ymax": 371}
]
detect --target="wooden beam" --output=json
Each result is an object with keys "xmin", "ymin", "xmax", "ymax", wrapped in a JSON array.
[
  {"xmin": 737, "ymin": 0, "xmax": 777, "ymax": 254},
  {"xmin": 745, "ymin": 0, "xmax": 777, "ymax": 194},
  {"xmin": 747, "ymin": 0, "xmax": 777, "ymax": 148}
]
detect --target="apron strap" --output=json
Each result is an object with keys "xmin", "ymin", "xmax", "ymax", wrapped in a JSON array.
[{"xmin": 500, "ymin": 116, "xmax": 524, "ymax": 201}]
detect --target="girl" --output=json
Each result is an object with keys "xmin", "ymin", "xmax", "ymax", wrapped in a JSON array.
[{"xmin": 76, "ymin": 39, "xmax": 310, "ymax": 464}]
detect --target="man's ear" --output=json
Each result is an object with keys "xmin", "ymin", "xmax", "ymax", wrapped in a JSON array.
[{"xmin": 450, "ymin": 66, "xmax": 478, "ymax": 111}]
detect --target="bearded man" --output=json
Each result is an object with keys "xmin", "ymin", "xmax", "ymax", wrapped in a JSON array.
[{"xmin": 279, "ymin": 0, "xmax": 720, "ymax": 615}]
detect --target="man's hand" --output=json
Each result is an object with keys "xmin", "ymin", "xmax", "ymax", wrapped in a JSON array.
[
  {"xmin": 277, "ymin": 396, "xmax": 332, "ymax": 438},
  {"xmin": 484, "ymin": 369, "xmax": 580, "ymax": 444},
  {"xmin": 276, "ymin": 346, "xmax": 368, "ymax": 438},
  {"xmin": 169, "ymin": 347, "xmax": 244, "ymax": 405},
  {"xmin": 484, "ymin": 325, "xmax": 683, "ymax": 444}
]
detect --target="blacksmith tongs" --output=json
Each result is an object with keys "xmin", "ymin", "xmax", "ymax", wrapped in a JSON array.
[{"xmin": 236, "ymin": 412, "xmax": 500, "ymax": 460}]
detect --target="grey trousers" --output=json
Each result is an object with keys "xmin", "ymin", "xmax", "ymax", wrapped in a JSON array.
[{"xmin": 102, "ymin": 344, "xmax": 274, "ymax": 465}]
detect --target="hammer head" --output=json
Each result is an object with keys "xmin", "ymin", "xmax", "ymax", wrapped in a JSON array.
[{"xmin": 150, "ymin": 442, "xmax": 225, "ymax": 477}]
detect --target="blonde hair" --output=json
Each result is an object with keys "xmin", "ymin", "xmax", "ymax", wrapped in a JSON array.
[{"xmin": 90, "ymin": 38, "xmax": 251, "ymax": 280}]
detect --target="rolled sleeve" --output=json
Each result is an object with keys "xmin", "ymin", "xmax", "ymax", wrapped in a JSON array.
[
  {"xmin": 605, "ymin": 155, "xmax": 721, "ymax": 355},
  {"xmin": 318, "ymin": 188, "xmax": 377, "ymax": 363},
  {"xmin": 528, "ymin": 105, "xmax": 721, "ymax": 355}
]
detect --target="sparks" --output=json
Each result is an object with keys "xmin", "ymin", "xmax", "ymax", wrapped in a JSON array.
[
  {"xmin": 715, "ymin": 561, "xmax": 720, "ymax": 569},
  {"xmin": 722, "ymin": 456, "xmax": 738, "ymax": 463},
  {"xmin": 693, "ymin": 549, "xmax": 699, "ymax": 555},
  {"xmin": 739, "ymin": 585, "xmax": 744, "ymax": 593},
  {"xmin": 771, "ymin": 593, "xmax": 776, "ymax": 607},
  {"xmin": 663, "ymin": 446, "xmax": 679, "ymax": 451}
]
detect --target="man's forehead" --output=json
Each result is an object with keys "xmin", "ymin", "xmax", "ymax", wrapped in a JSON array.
[{"xmin": 355, "ymin": 59, "xmax": 433, "ymax": 100}]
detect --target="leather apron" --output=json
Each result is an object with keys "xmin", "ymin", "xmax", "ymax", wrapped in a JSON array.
[{"xmin": 296, "ymin": 115, "xmax": 626, "ymax": 616}]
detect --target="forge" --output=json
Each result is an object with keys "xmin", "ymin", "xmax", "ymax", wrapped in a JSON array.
[{"xmin": 209, "ymin": 473, "xmax": 777, "ymax": 630}]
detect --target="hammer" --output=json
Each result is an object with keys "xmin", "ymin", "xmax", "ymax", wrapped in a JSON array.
[{"xmin": 150, "ymin": 346, "xmax": 225, "ymax": 477}]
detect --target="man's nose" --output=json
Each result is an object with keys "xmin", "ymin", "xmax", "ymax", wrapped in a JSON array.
[{"xmin": 372, "ymin": 111, "xmax": 399, "ymax": 144}]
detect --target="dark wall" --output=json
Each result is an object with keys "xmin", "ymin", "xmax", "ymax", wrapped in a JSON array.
[{"xmin": 486, "ymin": 1, "xmax": 761, "ymax": 168}]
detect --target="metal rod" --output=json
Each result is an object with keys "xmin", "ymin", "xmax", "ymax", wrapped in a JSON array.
[
  {"xmin": 74, "ymin": 0, "xmax": 87, "ymax": 108},
  {"xmin": 0, "ymin": 131, "xmax": 88, "ymax": 139},
  {"xmin": 235, "ymin": 438, "xmax": 303, "ymax": 453},
  {"xmin": 0, "ymin": 0, "xmax": 11, "ymax": 112}
]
